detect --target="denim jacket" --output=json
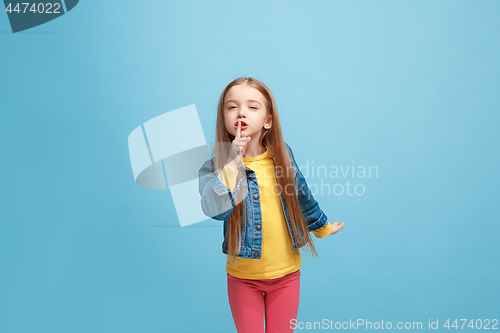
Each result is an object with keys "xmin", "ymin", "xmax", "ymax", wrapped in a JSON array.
[{"xmin": 198, "ymin": 142, "xmax": 329, "ymax": 259}]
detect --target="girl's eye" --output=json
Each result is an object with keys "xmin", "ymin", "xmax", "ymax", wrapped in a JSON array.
[
  {"xmin": 250, "ymin": 107, "xmax": 257, "ymax": 109},
  {"xmin": 229, "ymin": 106, "xmax": 236, "ymax": 109}
]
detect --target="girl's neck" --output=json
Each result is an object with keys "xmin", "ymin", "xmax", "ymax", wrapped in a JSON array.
[{"xmin": 244, "ymin": 140, "xmax": 266, "ymax": 158}]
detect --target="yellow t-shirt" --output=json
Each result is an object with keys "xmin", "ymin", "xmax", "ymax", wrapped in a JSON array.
[{"xmin": 221, "ymin": 147, "xmax": 333, "ymax": 279}]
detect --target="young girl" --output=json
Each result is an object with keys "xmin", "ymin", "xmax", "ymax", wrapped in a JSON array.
[{"xmin": 198, "ymin": 77, "xmax": 345, "ymax": 333}]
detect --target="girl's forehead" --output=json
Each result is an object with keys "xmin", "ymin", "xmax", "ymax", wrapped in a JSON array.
[{"xmin": 225, "ymin": 85, "xmax": 265, "ymax": 103}]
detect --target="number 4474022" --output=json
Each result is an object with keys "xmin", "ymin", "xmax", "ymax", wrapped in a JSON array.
[
  {"xmin": 444, "ymin": 319, "xmax": 498, "ymax": 330},
  {"xmin": 5, "ymin": 3, "xmax": 62, "ymax": 14}
]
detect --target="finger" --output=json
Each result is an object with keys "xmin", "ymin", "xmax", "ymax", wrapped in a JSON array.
[
  {"xmin": 240, "ymin": 137, "xmax": 250, "ymax": 150},
  {"xmin": 236, "ymin": 139, "xmax": 248, "ymax": 146},
  {"xmin": 236, "ymin": 121, "xmax": 241, "ymax": 139},
  {"xmin": 235, "ymin": 136, "xmax": 251, "ymax": 144}
]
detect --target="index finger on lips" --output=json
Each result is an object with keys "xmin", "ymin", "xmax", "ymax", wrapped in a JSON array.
[{"xmin": 236, "ymin": 121, "xmax": 241, "ymax": 139}]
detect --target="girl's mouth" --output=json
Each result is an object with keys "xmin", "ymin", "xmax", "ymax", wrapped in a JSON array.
[{"xmin": 235, "ymin": 123, "xmax": 249, "ymax": 130}]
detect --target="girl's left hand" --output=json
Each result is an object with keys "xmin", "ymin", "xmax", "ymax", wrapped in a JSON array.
[{"xmin": 329, "ymin": 222, "xmax": 345, "ymax": 235}]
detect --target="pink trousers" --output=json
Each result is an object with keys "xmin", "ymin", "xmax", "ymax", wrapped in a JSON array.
[{"xmin": 227, "ymin": 270, "xmax": 300, "ymax": 333}]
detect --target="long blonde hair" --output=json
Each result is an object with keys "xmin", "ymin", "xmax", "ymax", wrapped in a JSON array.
[{"xmin": 213, "ymin": 77, "xmax": 319, "ymax": 266}]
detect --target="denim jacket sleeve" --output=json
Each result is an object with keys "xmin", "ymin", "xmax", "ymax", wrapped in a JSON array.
[
  {"xmin": 285, "ymin": 143, "xmax": 329, "ymax": 231},
  {"xmin": 198, "ymin": 158, "xmax": 247, "ymax": 222}
]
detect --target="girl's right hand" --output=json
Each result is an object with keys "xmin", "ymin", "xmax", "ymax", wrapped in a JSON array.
[{"xmin": 226, "ymin": 120, "xmax": 251, "ymax": 170}]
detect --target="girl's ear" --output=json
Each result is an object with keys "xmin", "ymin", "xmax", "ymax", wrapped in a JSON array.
[{"xmin": 264, "ymin": 116, "xmax": 272, "ymax": 129}]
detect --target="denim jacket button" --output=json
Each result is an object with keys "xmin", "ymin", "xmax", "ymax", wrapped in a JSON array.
[
  {"xmin": 220, "ymin": 190, "xmax": 224, "ymax": 194},
  {"xmin": 253, "ymin": 252, "xmax": 259, "ymax": 258},
  {"xmin": 253, "ymin": 194, "xmax": 259, "ymax": 200},
  {"xmin": 256, "ymin": 225, "xmax": 261, "ymax": 231}
]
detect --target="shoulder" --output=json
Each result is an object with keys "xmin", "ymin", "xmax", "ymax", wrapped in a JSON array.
[
  {"xmin": 283, "ymin": 142, "xmax": 299, "ymax": 174},
  {"xmin": 199, "ymin": 158, "xmax": 216, "ymax": 174},
  {"xmin": 284, "ymin": 142, "xmax": 295, "ymax": 158}
]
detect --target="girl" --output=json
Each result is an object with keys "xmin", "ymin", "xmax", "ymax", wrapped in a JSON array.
[{"xmin": 198, "ymin": 77, "xmax": 345, "ymax": 333}]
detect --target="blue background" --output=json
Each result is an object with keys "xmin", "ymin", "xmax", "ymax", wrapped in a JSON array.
[{"xmin": 1, "ymin": 1, "xmax": 499, "ymax": 332}]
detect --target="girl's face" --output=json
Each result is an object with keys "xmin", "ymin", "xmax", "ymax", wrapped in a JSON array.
[{"xmin": 223, "ymin": 84, "xmax": 272, "ymax": 139}]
